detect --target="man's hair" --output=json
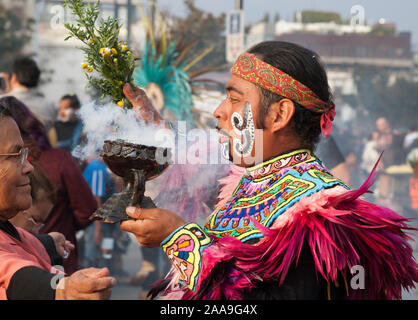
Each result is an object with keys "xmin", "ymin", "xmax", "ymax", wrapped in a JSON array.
[
  {"xmin": 60, "ymin": 94, "xmax": 81, "ymax": 110},
  {"xmin": 247, "ymin": 41, "xmax": 334, "ymax": 150},
  {"xmin": 12, "ymin": 56, "xmax": 41, "ymax": 88}
]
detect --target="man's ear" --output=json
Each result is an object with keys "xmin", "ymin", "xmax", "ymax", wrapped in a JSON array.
[{"xmin": 265, "ymin": 99, "xmax": 295, "ymax": 133}]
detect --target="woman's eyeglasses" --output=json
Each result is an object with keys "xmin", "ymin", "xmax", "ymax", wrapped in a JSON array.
[{"xmin": 0, "ymin": 147, "xmax": 29, "ymax": 165}]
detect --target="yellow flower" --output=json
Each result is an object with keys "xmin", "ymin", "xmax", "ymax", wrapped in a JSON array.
[
  {"xmin": 117, "ymin": 42, "xmax": 121, "ymax": 47},
  {"xmin": 118, "ymin": 81, "xmax": 123, "ymax": 86},
  {"xmin": 127, "ymin": 51, "xmax": 132, "ymax": 55},
  {"xmin": 101, "ymin": 48, "xmax": 111, "ymax": 58},
  {"xmin": 89, "ymin": 38, "xmax": 94, "ymax": 43},
  {"xmin": 111, "ymin": 48, "xmax": 118, "ymax": 56},
  {"xmin": 86, "ymin": 66, "xmax": 93, "ymax": 73},
  {"xmin": 81, "ymin": 63, "xmax": 88, "ymax": 69},
  {"xmin": 124, "ymin": 41, "xmax": 127, "ymax": 45},
  {"xmin": 117, "ymin": 100, "xmax": 124, "ymax": 107},
  {"xmin": 121, "ymin": 45, "xmax": 127, "ymax": 52},
  {"xmin": 113, "ymin": 58, "xmax": 118, "ymax": 63}
]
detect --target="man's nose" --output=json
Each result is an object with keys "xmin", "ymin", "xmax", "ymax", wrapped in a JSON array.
[{"xmin": 213, "ymin": 102, "xmax": 225, "ymax": 121}]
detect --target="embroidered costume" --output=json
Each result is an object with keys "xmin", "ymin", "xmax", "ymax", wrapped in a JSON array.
[{"xmin": 153, "ymin": 150, "xmax": 417, "ymax": 299}]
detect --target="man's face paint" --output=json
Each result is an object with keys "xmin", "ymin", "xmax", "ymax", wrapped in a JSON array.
[
  {"xmin": 231, "ymin": 101, "xmax": 255, "ymax": 158},
  {"xmin": 217, "ymin": 127, "xmax": 231, "ymax": 161},
  {"xmin": 214, "ymin": 75, "xmax": 264, "ymax": 166},
  {"xmin": 220, "ymin": 138, "xmax": 230, "ymax": 161}
]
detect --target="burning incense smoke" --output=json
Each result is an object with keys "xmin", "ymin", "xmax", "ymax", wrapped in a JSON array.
[{"xmin": 72, "ymin": 101, "xmax": 168, "ymax": 160}]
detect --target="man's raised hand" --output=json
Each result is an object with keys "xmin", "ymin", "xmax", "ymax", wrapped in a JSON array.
[{"xmin": 123, "ymin": 83, "xmax": 165, "ymax": 126}]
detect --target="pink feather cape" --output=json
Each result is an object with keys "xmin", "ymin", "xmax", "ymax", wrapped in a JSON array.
[{"xmin": 159, "ymin": 164, "xmax": 418, "ymax": 300}]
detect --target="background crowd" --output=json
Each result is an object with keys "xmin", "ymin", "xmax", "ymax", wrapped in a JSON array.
[{"xmin": 331, "ymin": 116, "xmax": 418, "ymax": 219}]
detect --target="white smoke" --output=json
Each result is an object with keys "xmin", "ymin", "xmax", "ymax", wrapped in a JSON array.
[
  {"xmin": 71, "ymin": 98, "xmax": 234, "ymax": 224},
  {"xmin": 72, "ymin": 101, "xmax": 169, "ymax": 160}
]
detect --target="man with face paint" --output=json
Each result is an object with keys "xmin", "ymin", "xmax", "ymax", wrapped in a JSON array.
[{"xmin": 120, "ymin": 41, "xmax": 418, "ymax": 300}]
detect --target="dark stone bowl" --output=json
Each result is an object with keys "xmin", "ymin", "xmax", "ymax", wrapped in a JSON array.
[
  {"xmin": 90, "ymin": 139, "xmax": 171, "ymax": 223},
  {"xmin": 101, "ymin": 139, "xmax": 170, "ymax": 180}
]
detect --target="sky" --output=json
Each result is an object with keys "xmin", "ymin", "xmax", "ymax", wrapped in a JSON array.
[{"xmin": 156, "ymin": 0, "xmax": 418, "ymax": 50}]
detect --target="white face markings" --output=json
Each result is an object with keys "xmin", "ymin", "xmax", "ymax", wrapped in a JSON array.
[
  {"xmin": 231, "ymin": 101, "xmax": 255, "ymax": 158},
  {"xmin": 220, "ymin": 139, "xmax": 230, "ymax": 161}
]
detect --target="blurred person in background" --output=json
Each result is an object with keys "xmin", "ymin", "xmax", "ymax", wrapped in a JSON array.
[
  {"xmin": 81, "ymin": 157, "xmax": 131, "ymax": 282},
  {"xmin": 404, "ymin": 123, "xmax": 418, "ymax": 155},
  {"xmin": 107, "ymin": 173, "xmax": 131, "ymax": 281},
  {"xmin": 9, "ymin": 161, "xmax": 74, "ymax": 265},
  {"xmin": 0, "ymin": 57, "xmax": 57, "ymax": 134},
  {"xmin": 344, "ymin": 149, "xmax": 363, "ymax": 189},
  {"xmin": 361, "ymin": 132, "xmax": 380, "ymax": 175},
  {"xmin": 0, "ymin": 103, "xmax": 115, "ymax": 300},
  {"xmin": 407, "ymin": 143, "xmax": 418, "ymax": 218},
  {"xmin": 0, "ymin": 96, "xmax": 97, "ymax": 275},
  {"xmin": 376, "ymin": 117, "xmax": 393, "ymax": 150},
  {"xmin": 81, "ymin": 155, "xmax": 113, "ymax": 270},
  {"xmin": 54, "ymin": 94, "xmax": 84, "ymax": 154},
  {"xmin": 375, "ymin": 117, "xmax": 394, "ymax": 201},
  {"xmin": 316, "ymin": 134, "xmax": 351, "ymax": 186}
]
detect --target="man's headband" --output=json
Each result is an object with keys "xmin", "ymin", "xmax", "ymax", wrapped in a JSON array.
[{"xmin": 231, "ymin": 52, "xmax": 335, "ymax": 137}]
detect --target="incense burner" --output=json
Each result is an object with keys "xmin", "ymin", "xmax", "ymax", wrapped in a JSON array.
[{"xmin": 90, "ymin": 139, "xmax": 170, "ymax": 223}]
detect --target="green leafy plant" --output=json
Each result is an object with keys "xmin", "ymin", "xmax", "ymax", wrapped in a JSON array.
[{"xmin": 63, "ymin": 0, "xmax": 136, "ymax": 108}]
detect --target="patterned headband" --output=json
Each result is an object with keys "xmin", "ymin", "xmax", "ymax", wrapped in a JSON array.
[{"xmin": 231, "ymin": 52, "xmax": 335, "ymax": 137}]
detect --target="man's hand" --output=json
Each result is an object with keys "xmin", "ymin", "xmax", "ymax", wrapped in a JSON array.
[
  {"xmin": 120, "ymin": 207, "xmax": 186, "ymax": 247},
  {"xmin": 48, "ymin": 232, "xmax": 75, "ymax": 259},
  {"xmin": 55, "ymin": 267, "xmax": 116, "ymax": 300},
  {"xmin": 123, "ymin": 83, "xmax": 165, "ymax": 126}
]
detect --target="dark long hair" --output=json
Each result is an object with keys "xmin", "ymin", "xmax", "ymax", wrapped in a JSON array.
[
  {"xmin": 248, "ymin": 41, "xmax": 333, "ymax": 150},
  {"xmin": 0, "ymin": 103, "xmax": 12, "ymax": 119},
  {"xmin": 0, "ymin": 96, "xmax": 51, "ymax": 160}
]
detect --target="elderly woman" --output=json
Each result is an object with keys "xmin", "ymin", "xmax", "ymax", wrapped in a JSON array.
[
  {"xmin": 0, "ymin": 103, "xmax": 115, "ymax": 300},
  {"xmin": 9, "ymin": 162, "xmax": 57, "ymax": 234},
  {"xmin": 9, "ymin": 161, "xmax": 75, "ymax": 264},
  {"xmin": 0, "ymin": 96, "xmax": 98, "ymax": 274}
]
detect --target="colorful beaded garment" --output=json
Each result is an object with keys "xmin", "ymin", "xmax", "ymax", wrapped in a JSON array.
[
  {"xmin": 158, "ymin": 149, "xmax": 418, "ymax": 299},
  {"xmin": 157, "ymin": 150, "xmax": 418, "ymax": 299},
  {"xmin": 161, "ymin": 223, "xmax": 211, "ymax": 291},
  {"xmin": 205, "ymin": 149, "xmax": 348, "ymax": 242}
]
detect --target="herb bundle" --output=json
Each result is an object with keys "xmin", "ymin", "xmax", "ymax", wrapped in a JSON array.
[{"xmin": 63, "ymin": 0, "xmax": 136, "ymax": 108}]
